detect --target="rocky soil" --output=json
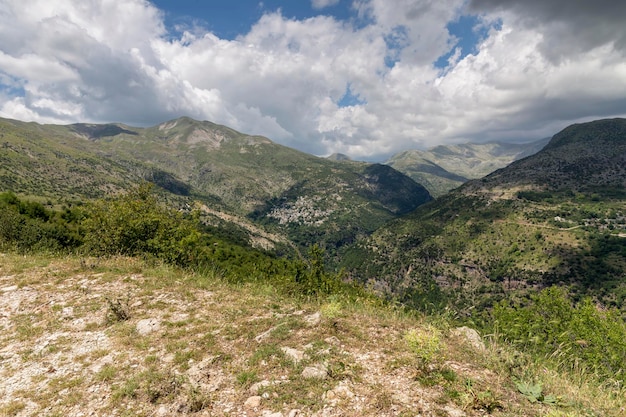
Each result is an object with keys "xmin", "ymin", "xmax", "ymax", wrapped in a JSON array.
[{"xmin": 0, "ymin": 254, "xmax": 584, "ymax": 416}]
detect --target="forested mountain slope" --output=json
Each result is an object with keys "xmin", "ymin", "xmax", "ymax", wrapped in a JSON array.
[{"xmin": 343, "ymin": 119, "xmax": 626, "ymax": 313}]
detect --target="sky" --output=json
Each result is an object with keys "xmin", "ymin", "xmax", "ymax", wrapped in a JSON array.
[{"xmin": 1, "ymin": 0, "xmax": 626, "ymax": 161}]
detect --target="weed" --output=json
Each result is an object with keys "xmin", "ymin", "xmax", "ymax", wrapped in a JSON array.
[
  {"xmin": 183, "ymin": 386, "xmax": 212, "ymax": 412},
  {"xmin": 105, "ymin": 295, "xmax": 131, "ymax": 323},
  {"xmin": 236, "ymin": 370, "xmax": 258, "ymax": 388},
  {"xmin": 461, "ymin": 379, "xmax": 502, "ymax": 412},
  {"xmin": 371, "ymin": 385, "xmax": 393, "ymax": 412},
  {"xmin": 174, "ymin": 350, "xmax": 201, "ymax": 370},
  {"xmin": 321, "ymin": 298, "xmax": 343, "ymax": 321},
  {"xmin": 515, "ymin": 380, "xmax": 559, "ymax": 405},
  {"xmin": 249, "ymin": 344, "xmax": 285, "ymax": 367},
  {"xmin": 143, "ymin": 370, "xmax": 184, "ymax": 404},
  {"xmin": 112, "ymin": 378, "xmax": 140, "ymax": 400},
  {"xmin": 13, "ymin": 314, "xmax": 43, "ymax": 341},
  {"xmin": 96, "ymin": 364, "xmax": 117, "ymax": 382},
  {"xmin": 404, "ymin": 324, "xmax": 443, "ymax": 368}
]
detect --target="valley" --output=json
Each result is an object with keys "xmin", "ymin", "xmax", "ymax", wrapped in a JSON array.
[{"xmin": 0, "ymin": 116, "xmax": 625, "ymax": 416}]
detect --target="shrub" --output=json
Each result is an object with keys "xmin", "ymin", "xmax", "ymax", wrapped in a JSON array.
[
  {"xmin": 404, "ymin": 324, "xmax": 443, "ymax": 368},
  {"xmin": 81, "ymin": 183, "xmax": 204, "ymax": 266},
  {"xmin": 490, "ymin": 286, "xmax": 626, "ymax": 382},
  {"xmin": 0, "ymin": 192, "xmax": 82, "ymax": 251},
  {"xmin": 294, "ymin": 245, "xmax": 342, "ymax": 297}
]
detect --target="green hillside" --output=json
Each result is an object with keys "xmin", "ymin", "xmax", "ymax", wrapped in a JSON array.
[
  {"xmin": 1, "ymin": 117, "xmax": 625, "ymax": 414},
  {"xmin": 343, "ymin": 119, "xmax": 626, "ymax": 313},
  {"xmin": 0, "ymin": 116, "xmax": 431, "ymax": 255}
]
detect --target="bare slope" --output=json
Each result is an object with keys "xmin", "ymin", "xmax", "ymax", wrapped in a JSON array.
[{"xmin": 1, "ymin": 253, "xmax": 622, "ymax": 417}]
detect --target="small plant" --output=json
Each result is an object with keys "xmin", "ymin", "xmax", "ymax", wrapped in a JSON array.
[
  {"xmin": 236, "ymin": 370, "xmax": 258, "ymax": 388},
  {"xmin": 143, "ymin": 370, "xmax": 184, "ymax": 404},
  {"xmin": 515, "ymin": 380, "xmax": 558, "ymax": 405},
  {"xmin": 105, "ymin": 295, "xmax": 131, "ymax": 323},
  {"xmin": 321, "ymin": 297, "xmax": 343, "ymax": 325},
  {"xmin": 462, "ymin": 379, "xmax": 502, "ymax": 412},
  {"xmin": 112, "ymin": 378, "xmax": 140, "ymax": 400},
  {"xmin": 184, "ymin": 386, "xmax": 213, "ymax": 413},
  {"xmin": 404, "ymin": 324, "xmax": 443, "ymax": 368},
  {"xmin": 0, "ymin": 400, "xmax": 26, "ymax": 416},
  {"xmin": 96, "ymin": 364, "xmax": 117, "ymax": 382}
]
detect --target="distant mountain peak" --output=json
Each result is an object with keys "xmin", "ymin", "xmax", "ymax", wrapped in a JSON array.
[
  {"xmin": 385, "ymin": 137, "xmax": 549, "ymax": 197},
  {"xmin": 326, "ymin": 153, "xmax": 351, "ymax": 161}
]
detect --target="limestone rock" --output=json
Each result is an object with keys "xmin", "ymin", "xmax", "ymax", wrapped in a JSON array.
[
  {"xmin": 244, "ymin": 395, "xmax": 262, "ymax": 409},
  {"xmin": 302, "ymin": 363, "xmax": 327, "ymax": 379},
  {"xmin": 304, "ymin": 312, "xmax": 321, "ymax": 326},
  {"xmin": 324, "ymin": 381, "xmax": 354, "ymax": 406},
  {"xmin": 451, "ymin": 326, "xmax": 485, "ymax": 351},
  {"xmin": 281, "ymin": 347, "xmax": 305, "ymax": 363},
  {"xmin": 136, "ymin": 318, "xmax": 160, "ymax": 336},
  {"xmin": 443, "ymin": 405, "xmax": 467, "ymax": 417}
]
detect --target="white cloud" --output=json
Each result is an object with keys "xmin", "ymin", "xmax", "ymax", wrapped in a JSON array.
[{"xmin": 0, "ymin": 0, "xmax": 625, "ymax": 160}]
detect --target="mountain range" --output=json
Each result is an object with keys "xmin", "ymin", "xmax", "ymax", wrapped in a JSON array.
[
  {"xmin": 342, "ymin": 118, "xmax": 626, "ymax": 313},
  {"xmin": 385, "ymin": 138, "xmax": 550, "ymax": 197},
  {"xmin": 0, "ymin": 116, "xmax": 431, "ymax": 256},
  {"xmin": 1, "ymin": 116, "xmax": 625, "ymax": 417},
  {"xmin": 1, "ymin": 115, "xmax": 624, "ymax": 311}
]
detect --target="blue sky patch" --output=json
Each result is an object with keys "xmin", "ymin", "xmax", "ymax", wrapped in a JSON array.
[
  {"xmin": 151, "ymin": 0, "xmax": 352, "ymax": 40},
  {"xmin": 384, "ymin": 25, "xmax": 409, "ymax": 68},
  {"xmin": 0, "ymin": 73, "xmax": 25, "ymax": 97},
  {"xmin": 434, "ymin": 14, "xmax": 496, "ymax": 69},
  {"xmin": 337, "ymin": 83, "xmax": 366, "ymax": 107}
]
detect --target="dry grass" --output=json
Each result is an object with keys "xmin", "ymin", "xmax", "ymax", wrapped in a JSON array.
[{"xmin": 0, "ymin": 252, "xmax": 624, "ymax": 416}]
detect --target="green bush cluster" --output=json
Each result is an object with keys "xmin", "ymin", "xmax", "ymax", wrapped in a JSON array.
[
  {"xmin": 81, "ymin": 184, "xmax": 204, "ymax": 266},
  {"xmin": 1, "ymin": 186, "xmax": 356, "ymax": 300},
  {"xmin": 0, "ymin": 191, "xmax": 82, "ymax": 251},
  {"xmin": 293, "ymin": 244, "xmax": 342, "ymax": 297},
  {"xmin": 404, "ymin": 324, "xmax": 443, "ymax": 368},
  {"xmin": 488, "ymin": 286, "xmax": 626, "ymax": 383}
]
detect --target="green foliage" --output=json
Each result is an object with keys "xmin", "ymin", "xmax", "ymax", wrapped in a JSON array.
[
  {"xmin": 515, "ymin": 381, "xmax": 558, "ymax": 405},
  {"xmin": 0, "ymin": 191, "xmax": 83, "ymax": 252},
  {"xmin": 404, "ymin": 324, "xmax": 443, "ymax": 367},
  {"xmin": 293, "ymin": 245, "xmax": 343, "ymax": 297},
  {"xmin": 320, "ymin": 298, "xmax": 343, "ymax": 321},
  {"xmin": 78, "ymin": 186, "xmax": 358, "ymax": 300},
  {"xmin": 489, "ymin": 286, "xmax": 626, "ymax": 383},
  {"xmin": 81, "ymin": 183, "xmax": 205, "ymax": 266},
  {"xmin": 462, "ymin": 379, "xmax": 502, "ymax": 412},
  {"xmin": 235, "ymin": 370, "xmax": 258, "ymax": 388}
]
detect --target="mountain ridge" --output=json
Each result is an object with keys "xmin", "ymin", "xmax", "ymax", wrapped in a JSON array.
[
  {"xmin": 0, "ymin": 116, "xmax": 431, "ymax": 255},
  {"xmin": 385, "ymin": 137, "xmax": 550, "ymax": 197},
  {"xmin": 341, "ymin": 118, "xmax": 626, "ymax": 312}
]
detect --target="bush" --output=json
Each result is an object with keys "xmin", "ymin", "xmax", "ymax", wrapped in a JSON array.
[
  {"xmin": 489, "ymin": 286, "xmax": 626, "ymax": 382},
  {"xmin": 404, "ymin": 324, "xmax": 443, "ymax": 368},
  {"xmin": 81, "ymin": 184, "xmax": 204, "ymax": 266},
  {"xmin": 0, "ymin": 192, "xmax": 82, "ymax": 252},
  {"xmin": 293, "ymin": 245, "xmax": 342, "ymax": 297}
]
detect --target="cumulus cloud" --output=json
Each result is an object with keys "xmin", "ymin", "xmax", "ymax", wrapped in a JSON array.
[
  {"xmin": 0, "ymin": 0, "xmax": 625, "ymax": 160},
  {"xmin": 468, "ymin": 0, "xmax": 626, "ymax": 60}
]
